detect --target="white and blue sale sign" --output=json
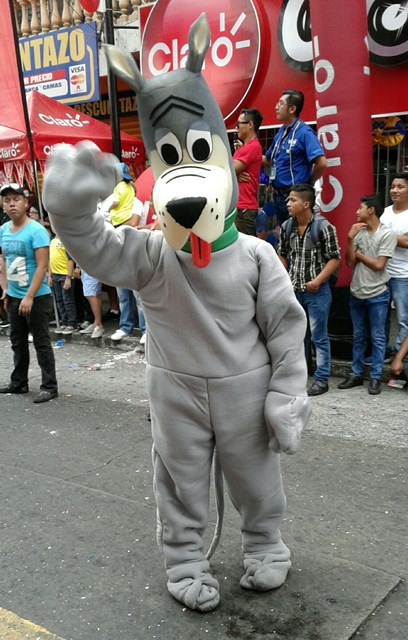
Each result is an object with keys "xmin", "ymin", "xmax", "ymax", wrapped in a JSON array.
[{"xmin": 20, "ymin": 23, "xmax": 100, "ymax": 104}]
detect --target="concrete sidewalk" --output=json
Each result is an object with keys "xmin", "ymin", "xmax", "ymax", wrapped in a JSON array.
[{"xmin": 0, "ymin": 334, "xmax": 406, "ymax": 640}]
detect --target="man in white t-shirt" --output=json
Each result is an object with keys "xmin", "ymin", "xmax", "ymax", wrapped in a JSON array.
[{"xmin": 380, "ymin": 173, "xmax": 408, "ymax": 353}]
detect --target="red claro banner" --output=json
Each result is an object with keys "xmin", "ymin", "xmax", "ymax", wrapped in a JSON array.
[
  {"xmin": 140, "ymin": 0, "xmax": 269, "ymax": 121},
  {"xmin": 309, "ymin": 0, "xmax": 374, "ymax": 287},
  {"xmin": 139, "ymin": 0, "xmax": 408, "ymax": 127}
]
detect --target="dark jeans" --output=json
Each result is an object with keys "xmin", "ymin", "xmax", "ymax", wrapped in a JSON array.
[
  {"xmin": 349, "ymin": 289, "xmax": 390, "ymax": 380},
  {"xmin": 235, "ymin": 208, "xmax": 257, "ymax": 236},
  {"xmin": 8, "ymin": 294, "xmax": 58, "ymax": 392},
  {"xmin": 296, "ymin": 282, "xmax": 332, "ymax": 384},
  {"xmin": 272, "ymin": 193, "xmax": 290, "ymax": 226},
  {"xmin": 52, "ymin": 273, "xmax": 77, "ymax": 326}
]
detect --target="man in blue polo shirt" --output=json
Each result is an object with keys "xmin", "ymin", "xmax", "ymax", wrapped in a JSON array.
[{"xmin": 263, "ymin": 89, "xmax": 327, "ymax": 225}]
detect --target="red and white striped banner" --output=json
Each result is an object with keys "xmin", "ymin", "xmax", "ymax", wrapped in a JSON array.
[
  {"xmin": 24, "ymin": 160, "xmax": 35, "ymax": 190},
  {"xmin": 3, "ymin": 161, "xmax": 14, "ymax": 183},
  {"xmin": 14, "ymin": 160, "xmax": 25, "ymax": 186}
]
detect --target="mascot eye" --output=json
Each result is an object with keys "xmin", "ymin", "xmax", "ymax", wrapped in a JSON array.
[
  {"xmin": 186, "ymin": 130, "xmax": 212, "ymax": 162},
  {"xmin": 156, "ymin": 131, "xmax": 183, "ymax": 166}
]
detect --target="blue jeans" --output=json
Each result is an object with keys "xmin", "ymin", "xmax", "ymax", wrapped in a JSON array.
[
  {"xmin": 388, "ymin": 277, "xmax": 408, "ymax": 351},
  {"xmin": 296, "ymin": 282, "xmax": 331, "ymax": 384},
  {"xmin": 8, "ymin": 294, "xmax": 57, "ymax": 391},
  {"xmin": 133, "ymin": 291, "xmax": 146, "ymax": 334},
  {"xmin": 116, "ymin": 288, "xmax": 135, "ymax": 334},
  {"xmin": 52, "ymin": 274, "xmax": 77, "ymax": 326},
  {"xmin": 349, "ymin": 290, "xmax": 390, "ymax": 380}
]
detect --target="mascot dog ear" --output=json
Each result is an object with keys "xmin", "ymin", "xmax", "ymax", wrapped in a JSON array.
[
  {"xmin": 185, "ymin": 13, "xmax": 210, "ymax": 73},
  {"xmin": 104, "ymin": 13, "xmax": 239, "ymax": 268},
  {"xmin": 102, "ymin": 45, "xmax": 145, "ymax": 94}
]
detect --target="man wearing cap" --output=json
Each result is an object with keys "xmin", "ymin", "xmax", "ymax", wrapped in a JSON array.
[{"xmin": 0, "ymin": 184, "xmax": 58, "ymax": 403}]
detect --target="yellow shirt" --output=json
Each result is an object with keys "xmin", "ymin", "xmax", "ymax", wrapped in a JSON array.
[
  {"xmin": 109, "ymin": 181, "xmax": 134, "ymax": 227},
  {"xmin": 50, "ymin": 237, "xmax": 71, "ymax": 275}
]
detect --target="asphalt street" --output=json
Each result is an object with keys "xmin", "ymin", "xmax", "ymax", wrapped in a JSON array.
[{"xmin": 0, "ymin": 331, "xmax": 407, "ymax": 640}]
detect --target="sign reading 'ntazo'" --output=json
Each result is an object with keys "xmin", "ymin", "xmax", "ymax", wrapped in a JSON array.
[
  {"xmin": 20, "ymin": 23, "xmax": 100, "ymax": 104},
  {"xmin": 140, "ymin": 0, "xmax": 267, "ymax": 120}
]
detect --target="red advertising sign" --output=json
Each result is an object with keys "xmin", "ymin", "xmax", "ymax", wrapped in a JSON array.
[
  {"xmin": 0, "ymin": 0, "xmax": 30, "ymax": 160},
  {"xmin": 140, "ymin": 0, "xmax": 268, "ymax": 120},
  {"xmin": 140, "ymin": 0, "xmax": 408, "ymax": 127},
  {"xmin": 310, "ymin": 0, "xmax": 374, "ymax": 287}
]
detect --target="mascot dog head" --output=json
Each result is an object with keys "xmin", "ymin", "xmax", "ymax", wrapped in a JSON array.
[{"xmin": 104, "ymin": 13, "xmax": 239, "ymax": 267}]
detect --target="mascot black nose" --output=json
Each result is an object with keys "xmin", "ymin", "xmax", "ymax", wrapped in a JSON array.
[{"xmin": 166, "ymin": 197, "xmax": 207, "ymax": 229}]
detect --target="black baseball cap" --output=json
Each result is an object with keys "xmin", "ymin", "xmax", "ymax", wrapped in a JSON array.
[{"xmin": 0, "ymin": 183, "xmax": 26, "ymax": 196}]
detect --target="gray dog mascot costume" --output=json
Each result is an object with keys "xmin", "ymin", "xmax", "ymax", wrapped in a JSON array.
[{"xmin": 43, "ymin": 14, "xmax": 311, "ymax": 612}]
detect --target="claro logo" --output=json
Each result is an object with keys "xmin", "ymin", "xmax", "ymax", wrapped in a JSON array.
[
  {"xmin": 122, "ymin": 146, "xmax": 141, "ymax": 160},
  {"xmin": 141, "ymin": 0, "xmax": 263, "ymax": 120},
  {"xmin": 42, "ymin": 142, "xmax": 71, "ymax": 156},
  {"xmin": 146, "ymin": 12, "xmax": 253, "ymax": 76},
  {"xmin": 39, "ymin": 112, "xmax": 90, "ymax": 127},
  {"xmin": 0, "ymin": 142, "xmax": 22, "ymax": 160},
  {"xmin": 279, "ymin": 0, "xmax": 408, "ymax": 69}
]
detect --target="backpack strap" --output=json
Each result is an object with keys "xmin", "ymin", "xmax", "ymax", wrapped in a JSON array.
[
  {"xmin": 282, "ymin": 217, "xmax": 293, "ymax": 246},
  {"xmin": 310, "ymin": 214, "xmax": 328, "ymax": 245}
]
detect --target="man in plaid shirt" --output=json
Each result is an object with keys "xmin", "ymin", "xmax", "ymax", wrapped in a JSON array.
[{"xmin": 277, "ymin": 184, "xmax": 340, "ymax": 396}]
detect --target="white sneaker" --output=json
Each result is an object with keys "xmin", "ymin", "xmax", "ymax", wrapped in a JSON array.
[
  {"xmin": 91, "ymin": 325, "xmax": 105, "ymax": 339},
  {"xmin": 79, "ymin": 320, "xmax": 91, "ymax": 330},
  {"xmin": 139, "ymin": 333, "xmax": 146, "ymax": 345},
  {"xmin": 62, "ymin": 325, "xmax": 76, "ymax": 335},
  {"xmin": 80, "ymin": 323, "xmax": 95, "ymax": 334},
  {"xmin": 111, "ymin": 329, "xmax": 129, "ymax": 341},
  {"xmin": 54, "ymin": 325, "xmax": 67, "ymax": 334}
]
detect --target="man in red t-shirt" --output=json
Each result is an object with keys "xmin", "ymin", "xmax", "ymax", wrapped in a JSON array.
[{"xmin": 233, "ymin": 108, "xmax": 263, "ymax": 235}]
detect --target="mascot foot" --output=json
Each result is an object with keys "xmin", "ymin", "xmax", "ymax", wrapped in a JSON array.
[
  {"xmin": 167, "ymin": 573, "xmax": 220, "ymax": 612},
  {"xmin": 240, "ymin": 555, "xmax": 291, "ymax": 591}
]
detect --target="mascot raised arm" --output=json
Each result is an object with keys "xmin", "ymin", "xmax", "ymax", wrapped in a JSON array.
[{"xmin": 43, "ymin": 13, "xmax": 311, "ymax": 613}]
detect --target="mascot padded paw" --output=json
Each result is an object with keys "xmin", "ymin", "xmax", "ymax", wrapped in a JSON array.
[
  {"xmin": 265, "ymin": 392, "xmax": 312, "ymax": 454},
  {"xmin": 43, "ymin": 141, "xmax": 121, "ymax": 219},
  {"xmin": 240, "ymin": 552, "xmax": 292, "ymax": 592},
  {"xmin": 167, "ymin": 574, "xmax": 220, "ymax": 612}
]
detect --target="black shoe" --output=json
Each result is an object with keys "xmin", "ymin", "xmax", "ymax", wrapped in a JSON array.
[
  {"xmin": 307, "ymin": 381, "xmax": 329, "ymax": 396},
  {"xmin": 33, "ymin": 390, "xmax": 58, "ymax": 404},
  {"xmin": 337, "ymin": 375, "xmax": 364, "ymax": 389},
  {"xmin": 368, "ymin": 378, "xmax": 381, "ymax": 395},
  {"xmin": 0, "ymin": 383, "xmax": 29, "ymax": 394},
  {"xmin": 103, "ymin": 309, "xmax": 120, "ymax": 321}
]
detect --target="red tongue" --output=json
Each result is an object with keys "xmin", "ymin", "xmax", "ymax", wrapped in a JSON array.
[{"xmin": 190, "ymin": 232, "xmax": 211, "ymax": 268}]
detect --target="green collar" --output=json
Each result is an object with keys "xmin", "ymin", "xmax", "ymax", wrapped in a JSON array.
[{"xmin": 181, "ymin": 209, "xmax": 239, "ymax": 253}]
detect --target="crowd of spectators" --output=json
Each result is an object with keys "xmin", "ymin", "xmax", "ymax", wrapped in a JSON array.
[
  {"xmin": 1, "ymin": 96, "xmax": 407, "ymax": 396},
  {"xmin": 0, "ymin": 167, "xmax": 156, "ymax": 346}
]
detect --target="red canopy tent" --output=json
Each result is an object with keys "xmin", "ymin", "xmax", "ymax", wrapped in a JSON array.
[{"xmin": 0, "ymin": 91, "xmax": 145, "ymax": 188}]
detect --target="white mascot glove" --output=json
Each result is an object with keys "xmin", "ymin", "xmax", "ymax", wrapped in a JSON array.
[
  {"xmin": 42, "ymin": 140, "xmax": 122, "ymax": 219},
  {"xmin": 265, "ymin": 392, "xmax": 311, "ymax": 455}
]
